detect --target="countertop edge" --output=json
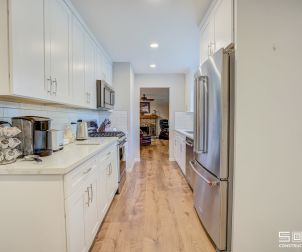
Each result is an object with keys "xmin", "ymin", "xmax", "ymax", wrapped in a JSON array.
[
  {"xmin": 0, "ymin": 138, "xmax": 118, "ymax": 176},
  {"xmin": 175, "ymin": 129, "xmax": 194, "ymax": 140}
]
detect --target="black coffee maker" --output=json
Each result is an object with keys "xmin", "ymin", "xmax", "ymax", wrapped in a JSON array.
[{"xmin": 12, "ymin": 116, "xmax": 53, "ymax": 157}]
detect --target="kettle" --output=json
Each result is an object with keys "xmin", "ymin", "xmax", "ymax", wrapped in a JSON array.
[{"xmin": 76, "ymin": 120, "xmax": 88, "ymax": 140}]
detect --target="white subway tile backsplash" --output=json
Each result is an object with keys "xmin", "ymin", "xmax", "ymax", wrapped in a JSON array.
[
  {"xmin": 108, "ymin": 111, "xmax": 128, "ymax": 132},
  {"xmin": 0, "ymin": 101, "xmax": 107, "ymax": 130},
  {"xmin": 0, "ymin": 101, "xmax": 130, "ymax": 133},
  {"xmin": 175, "ymin": 112, "xmax": 194, "ymax": 130}
]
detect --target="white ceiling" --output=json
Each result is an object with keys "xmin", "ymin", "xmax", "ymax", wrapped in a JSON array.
[{"xmin": 70, "ymin": 0, "xmax": 211, "ymax": 74}]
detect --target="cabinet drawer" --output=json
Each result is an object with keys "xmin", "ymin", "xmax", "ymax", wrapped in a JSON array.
[{"xmin": 64, "ymin": 158, "xmax": 97, "ymax": 198}]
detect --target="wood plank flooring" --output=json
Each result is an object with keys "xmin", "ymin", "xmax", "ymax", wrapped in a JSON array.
[{"xmin": 90, "ymin": 140, "xmax": 215, "ymax": 252}]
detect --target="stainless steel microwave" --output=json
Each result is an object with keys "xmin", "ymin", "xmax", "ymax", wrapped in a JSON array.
[{"xmin": 96, "ymin": 80, "xmax": 115, "ymax": 110}]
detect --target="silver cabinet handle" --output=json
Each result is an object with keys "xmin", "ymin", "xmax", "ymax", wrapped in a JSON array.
[
  {"xmin": 52, "ymin": 78, "xmax": 57, "ymax": 95},
  {"xmin": 189, "ymin": 161, "xmax": 219, "ymax": 186},
  {"xmin": 89, "ymin": 184, "xmax": 93, "ymax": 203},
  {"xmin": 208, "ymin": 44, "xmax": 211, "ymax": 57},
  {"xmin": 47, "ymin": 77, "xmax": 52, "ymax": 94},
  {"xmin": 85, "ymin": 187, "xmax": 90, "ymax": 206},
  {"xmin": 83, "ymin": 167, "xmax": 92, "ymax": 175}
]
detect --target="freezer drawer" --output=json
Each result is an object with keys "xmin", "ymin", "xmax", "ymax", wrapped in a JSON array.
[{"xmin": 191, "ymin": 160, "xmax": 227, "ymax": 251}]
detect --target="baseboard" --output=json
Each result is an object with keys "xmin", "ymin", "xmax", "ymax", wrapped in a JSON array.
[{"xmin": 127, "ymin": 158, "xmax": 140, "ymax": 172}]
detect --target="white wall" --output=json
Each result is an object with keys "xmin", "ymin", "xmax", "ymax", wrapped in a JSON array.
[
  {"xmin": 232, "ymin": 1, "xmax": 302, "ymax": 252},
  {"xmin": 112, "ymin": 62, "xmax": 136, "ymax": 169},
  {"xmin": 185, "ymin": 70, "xmax": 195, "ymax": 112},
  {"xmin": 133, "ymin": 74, "xmax": 186, "ymax": 161}
]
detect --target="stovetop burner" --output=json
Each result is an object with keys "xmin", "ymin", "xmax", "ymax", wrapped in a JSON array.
[{"xmin": 89, "ymin": 131, "xmax": 125, "ymax": 138}]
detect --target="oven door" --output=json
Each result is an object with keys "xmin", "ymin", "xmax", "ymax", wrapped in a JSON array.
[
  {"xmin": 104, "ymin": 87, "xmax": 112, "ymax": 108},
  {"xmin": 118, "ymin": 140, "xmax": 127, "ymax": 193}
]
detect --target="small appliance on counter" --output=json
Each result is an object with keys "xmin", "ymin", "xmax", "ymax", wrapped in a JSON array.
[
  {"xmin": 49, "ymin": 129, "xmax": 64, "ymax": 152},
  {"xmin": 12, "ymin": 116, "xmax": 53, "ymax": 157},
  {"xmin": 76, "ymin": 120, "xmax": 88, "ymax": 140}
]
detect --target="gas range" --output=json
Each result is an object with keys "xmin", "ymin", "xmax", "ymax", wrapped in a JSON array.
[
  {"xmin": 89, "ymin": 131, "xmax": 125, "ymax": 138},
  {"xmin": 89, "ymin": 131, "xmax": 126, "ymax": 144}
]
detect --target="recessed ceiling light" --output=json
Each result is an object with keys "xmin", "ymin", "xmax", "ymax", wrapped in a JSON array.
[
  {"xmin": 150, "ymin": 43, "xmax": 159, "ymax": 49},
  {"xmin": 149, "ymin": 64, "xmax": 157, "ymax": 68}
]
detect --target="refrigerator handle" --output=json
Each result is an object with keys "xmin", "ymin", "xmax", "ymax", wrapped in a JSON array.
[
  {"xmin": 202, "ymin": 76, "xmax": 208, "ymax": 153},
  {"xmin": 190, "ymin": 161, "xmax": 219, "ymax": 186},
  {"xmin": 194, "ymin": 76, "xmax": 202, "ymax": 154}
]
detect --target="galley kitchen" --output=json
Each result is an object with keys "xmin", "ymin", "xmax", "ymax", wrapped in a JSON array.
[{"xmin": 0, "ymin": 1, "xmax": 301, "ymax": 252}]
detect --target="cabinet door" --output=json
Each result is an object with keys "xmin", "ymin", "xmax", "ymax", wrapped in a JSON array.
[
  {"xmin": 95, "ymin": 49, "xmax": 104, "ymax": 81},
  {"xmin": 65, "ymin": 189, "xmax": 86, "ymax": 252},
  {"xmin": 9, "ymin": 0, "xmax": 46, "ymax": 99},
  {"xmin": 200, "ymin": 18, "xmax": 214, "ymax": 65},
  {"xmin": 109, "ymin": 150, "xmax": 118, "ymax": 199},
  {"xmin": 180, "ymin": 141, "xmax": 186, "ymax": 175},
  {"xmin": 45, "ymin": 0, "xmax": 71, "ymax": 102},
  {"xmin": 71, "ymin": 17, "xmax": 86, "ymax": 106},
  {"xmin": 214, "ymin": 0, "xmax": 233, "ymax": 51},
  {"xmin": 84, "ymin": 35, "xmax": 96, "ymax": 108},
  {"xmin": 97, "ymin": 159, "xmax": 109, "ymax": 220},
  {"xmin": 84, "ymin": 173, "xmax": 99, "ymax": 246}
]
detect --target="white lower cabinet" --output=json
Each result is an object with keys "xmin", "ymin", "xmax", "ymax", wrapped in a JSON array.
[
  {"xmin": 65, "ymin": 188, "xmax": 87, "ymax": 252},
  {"xmin": 65, "ymin": 144, "xmax": 118, "ymax": 252},
  {"xmin": 96, "ymin": 146, "xmax": 118, "ymax": 221},
  {"xmin": 174, "ymin": 131, "xmax": 186, "ymax": 175}
]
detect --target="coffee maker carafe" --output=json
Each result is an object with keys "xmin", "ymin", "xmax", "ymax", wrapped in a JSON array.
[{"xmin": 12, "ymin": 116, "xmax": 52, "ymax": 157}]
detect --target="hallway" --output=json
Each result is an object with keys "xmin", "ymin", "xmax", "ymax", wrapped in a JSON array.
[{"xmin": 90, "ymin": 140, "xmax": 215, "ymax": 252}]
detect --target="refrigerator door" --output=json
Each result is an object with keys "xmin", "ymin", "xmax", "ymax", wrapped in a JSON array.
[
  {"xmin": 191, "ymin": 160, "xmax": 227, "ymax": 251},
  {"xmin": 194, "ymin": 48, "xmax": 229, "ymax": 179}
]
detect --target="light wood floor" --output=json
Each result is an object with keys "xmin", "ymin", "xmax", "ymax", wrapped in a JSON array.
[{"xmin": 90, "ymin": 140, "xmax": 215, "ymax": 252}]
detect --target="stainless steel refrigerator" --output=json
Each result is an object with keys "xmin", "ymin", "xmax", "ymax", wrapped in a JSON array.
[{"xmin": 191, "ymin": 44, "xmax": 234, "ymax": 252}]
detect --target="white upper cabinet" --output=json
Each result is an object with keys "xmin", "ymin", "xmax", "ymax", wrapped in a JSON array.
[
  {"xmin": 71, "ymin": 17, "xmax": 86, "ymax": 107},
  {"xmin": 44, "ymin": 0, "xmax": 71, "ymax": 103},
  {"xmin": 214, "ymin": 0, "xmax": 233, "ymax": 51},
  {"xmin": 95, "ymin": 49, "xmax": 104, "ymax": 81},
  {"xmin": 200, "ymin": 17, "xmax": 215, "ymax": 65},
  {"xmin": 0, "ymin": 0, "xmax": 112, "ymax": 109},
  {"xmin": 84, "ymin": 35, "xmax": 97, "ymax": 108},
  {"xmin": 6, "ymin": 0, "xmax": 46, "ymax": 99},
  {"xmin": 200, "ymin": 0, "xmax": 233, "ymax": 65}
]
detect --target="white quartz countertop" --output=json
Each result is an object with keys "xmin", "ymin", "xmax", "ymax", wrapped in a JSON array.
[
  {"xmin": 175, "ymin": 129, "xmax": 194, "ymax": 140},
  {"xmin": 0, "ymin": 137, "xmax": 117, "ymax": 175}
]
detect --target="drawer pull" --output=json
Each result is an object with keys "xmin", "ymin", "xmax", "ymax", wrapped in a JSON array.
[
  {"xmin": 85, "ymin": 188, "xmax": 90, "ymax": 206},
  {"xmin": 83, "ymin": 167, "xmax": 92, "ymax": 175},
  {"xmin": 89, "ymin": 184, "xmax": 93, "ymax": 203}
]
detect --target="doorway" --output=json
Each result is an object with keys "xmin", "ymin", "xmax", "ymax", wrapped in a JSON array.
[{"xmin": 139, "ymin": 88, "xmax": 170, "ymax": 156}]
